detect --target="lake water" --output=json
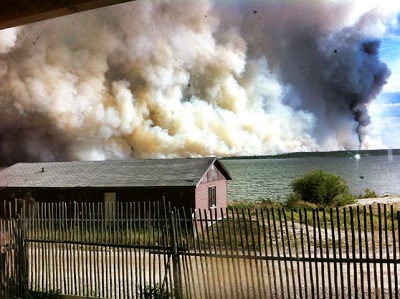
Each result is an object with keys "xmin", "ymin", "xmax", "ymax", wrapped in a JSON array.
[{"xmin": 222, "ymin": 155, "xmax": 400, "ymax": 201}]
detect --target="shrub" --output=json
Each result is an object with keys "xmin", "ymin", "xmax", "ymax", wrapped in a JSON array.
[
  {"xmin": 285, "ymin": 193, "xmax": 318, "ymax": 210},
  {"xmin": 138, "ymin": 283, "xmax": 170, "ymax": 299},
  {"xmin": 290, "ymin": 170, "xmax": 355, "ymax": 207},
  {"xmin": 357, "ymin": 188, "xmax": 379, "ymax": 199}
]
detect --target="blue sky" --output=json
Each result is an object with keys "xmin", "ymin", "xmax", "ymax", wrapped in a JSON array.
[{"xmin": 369, "ymin": 14, "xmax": 400, "ymax": 149}]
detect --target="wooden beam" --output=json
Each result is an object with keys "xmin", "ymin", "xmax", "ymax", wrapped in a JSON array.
[{"xmin": 0, "ymin": 0, "xmax": 135, "ymax": 30}]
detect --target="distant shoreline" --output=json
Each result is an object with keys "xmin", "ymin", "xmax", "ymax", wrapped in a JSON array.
[{"xmin": 222, "ymin": 148, "xmax": 400, "ymax": 160}]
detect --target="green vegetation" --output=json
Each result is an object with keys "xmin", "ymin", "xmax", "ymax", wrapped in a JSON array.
[
  {"xmin": 228, "ymin": 198, "xmax": 283, "ymax": 210},
  {"xmin": 357, "ymin": 188, "xmax": 379, "ymax": 199},
  {"xmin": 289, "ymin": 170, "xmax": 355, "ymax": 207},
  {"xmin": 11, "ymin": 289, "xmax": 60, "ymax": 299},
  {"xmin": 138, "ymin": 283, "xmax": 170, "ymax": 299}
]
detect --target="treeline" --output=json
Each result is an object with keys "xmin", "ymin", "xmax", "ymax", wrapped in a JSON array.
[{"xmin": 222, "ymin": 148, "xmax": 400, "ymax": 160}]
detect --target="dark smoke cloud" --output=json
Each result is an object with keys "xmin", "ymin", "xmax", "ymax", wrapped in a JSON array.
[
  {"xmin": 0, "ymin": 1, "xmax": 396, "ymax": 164},
  {"xmin": 328, "ymin": 38, "xmax": 389, "ymax": 144},
  {"xmin": 227, "ymin": 2, "xmax": 392, "ymax": 149}
]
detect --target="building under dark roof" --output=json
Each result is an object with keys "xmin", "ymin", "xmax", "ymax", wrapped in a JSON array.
[{"xmin": 0, "ymin": 157, "xmax": 232, "ymax": 216}]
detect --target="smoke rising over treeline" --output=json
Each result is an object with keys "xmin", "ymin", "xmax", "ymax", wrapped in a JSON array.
[{"xmin": 0, "ymin": 0, "xmax": 397, "ymax": 164}]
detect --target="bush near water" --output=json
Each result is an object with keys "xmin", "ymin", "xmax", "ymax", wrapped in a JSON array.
[{"xmin": 290, "ymin": 169, "xmax": 355, "ymax": 207}]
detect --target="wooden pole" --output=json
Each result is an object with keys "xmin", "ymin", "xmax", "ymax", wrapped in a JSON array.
[
  {"xmin": 168, "ymin": 210, "xmax": 182, "ymax": 299},
  {"xmin": 16, "ymin": 215, "xmax": 28, "ymax": 297}
]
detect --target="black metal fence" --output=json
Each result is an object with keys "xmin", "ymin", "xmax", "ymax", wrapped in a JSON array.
[{"xmin": 0, "ymin": 202, "xmax": 399, "ymax": 298}]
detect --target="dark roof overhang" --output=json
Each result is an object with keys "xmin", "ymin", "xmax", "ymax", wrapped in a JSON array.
[{"xmin": 0, "ymin": 0, "xmax": 134, "ymax": 30}]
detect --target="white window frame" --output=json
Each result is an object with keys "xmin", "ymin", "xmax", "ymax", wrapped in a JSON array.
[{"xmin": 208, "ymin": 186, "xmax": 216, "ymax": 208}]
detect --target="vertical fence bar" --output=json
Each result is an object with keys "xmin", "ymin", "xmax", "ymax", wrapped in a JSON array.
[
  {"xmin": 169, "ymin": 210, "xmax": 182, "ymax": 299},
  {"xmin": 182, "ymin": 208, "xmax": 194, "ymax": 299},
  {"xmin": 312, "ymin": 209, "xmax": 320, "ymax": 299},
  {"xmin": 272, "ymin": 207, "xmax": 285, "ymax": 298},
  {"xmin": 42, "ymin": 203, "xmax": 47, "ymax": 292},
  {"xmin": 64, "ymin": 203, "xmax": 71, "ymax": 294},
  {"xmin": 316, "ymin": 210, "xmax": 325, "ymax": 299},
  {"xmin": 161, "ymin": 200, "xmax": 171, "ymax": 296},
  {"xmin": 330, "ymin": 208, "xmax": 338, "ymax": 299},
  {"xmin": 255, "ymin": 209, "xmax": 267, "ymax": 299},
  {"xmin": 299, "ymin": 210, "xmax": 308, "ymax": 299},
  {"xmin": 392, "ymin": 206, "xmax": 398, "ymax": 299},
  {"xmin": 369, "ymin": 204, "xmax": 378, "ymax": 299},
  {"xmin": 191, "ymin": 210, "xmax": 203, "ymax": 299},
  {"xmin": 132, "ymin": 202, "xmax": 139, "ymax": 299},
  {"xmin": 138, "ymin": 202, "xmax": 143, "ymax": 298},
  {"xmin": 378, "ymin": 204, "xmax": 384, "ymax": 299},
  {"xmin": 204, "ymin": 209, "xmax": 218, "ymax": 298},
  {"xmin": 336, "ymin": 207, "xmax": 344, "ymax": 299},
  {"xmin": 152, "ymin": 202, "xmax": 157, "ymax": 297},
  {"xmin": 197, "ymin": 210, "xmax": 211, "ymax": 299},
  {"xmin": 0, "ymin": 220, "xmax": 6, "ymax": 298},
  {"xmin": 212, "ymin": 208, "xmax": 224, "ymax": 298},
  {"xmin": 266, "ymin": 208, "xmax": 278, "ymax": 297},
  {"xmin": 218, "ymin": 208, "xmax": 227, "ymax": 298},
  {"xmin": 278, "ymin": 208, "xmax": 291, "ymax": 298},
  {"xmin": 343, "ymin": 207, "xmax": 351, "ymax": 299},
  {"xmin": 227, "ymin": 208, "xmax": 241, "ymax": 299},
  {"xmin": 2, "ymin": 219, "xmax": 7, "ymax": 297},
  {"xmin": 243, "ymin": 209, "xmax": 257, "ymax": 299},
  {"xmin": 237, "ymin": 208, "xmax": 250, "ymax": 298},
  {"xmin": 141, "ymin": 202, "xmax": 147, "ymax": 298},
  {"xmin": 73, "ymin": 203, "xmax": 78, "ymax": 296},
  {"xmin": 238, "ymin": 209, "xmax": 251, "ymax": 298},
  {"xmin": 305, "ymin": 209, "xmax": 315, "ymax": 299},
  {"xmin": 384, "ymin": 204, "xmax": 392, "ymax": 299},
  {"xmin": 291, "ymin": 209, "xmax": 302, "ymax": 299},
  {"xmin": 37, "ymin": 204, "xmax": 44, "ymax": 292},
  {"xmin": 96, "ymin": 203, "xmax": 102, "ymax": 298},
  {"xmin": 262, "ymin": 209, "xmax": 273, "ymax": 299},
  {"xmin": 299, "ymin": 209, "xmax": 308, "ymax": 299},
  {"xmin": 363, "ymin": 205, "xmax": 371, "ymax": 299},
  {"xmin": 77, "ymin": 203, "xmax": 83, "ymax": 297},
  {"xmin": 34, "ymin": 205, "xmax": 39, "ymax": 294},
  {"xmin": 356, "ymin": 206, "xmax": 364, "ymax": 299},
  {"xmin": 51, "ymin": 203, "xmax": 57, "ymax": 294},
  {"xmin": 322, "ymin": 209, "xmax": 331, "ymax": 299},
  {"xmin": 283, "ymin": 209, "xmax": 296, "ymax": 299},
  {"xmin": 350, "ymin": 206, "xmax": 357, "ymax": 298},
  {"xmin": 127, "ymin": 202, "xmax": 133, "ymax": 299},
  {"xmin": 143, "ymin": 202, "xmax": 149, "ymax": 299},
  {"xmin": 397, "ymin": 211, "xmax": 400, "ymax": 298},
  {"xmin": 221, "ymin": 208, "xmax": 232, "ymax": 299}
]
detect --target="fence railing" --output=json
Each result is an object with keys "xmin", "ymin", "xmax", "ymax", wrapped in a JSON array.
[{"xmin": 0, "ymin": 202, "xmax": 399, "ymax": 298}]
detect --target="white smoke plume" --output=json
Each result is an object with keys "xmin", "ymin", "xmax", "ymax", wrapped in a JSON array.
[{"xmin": 0, "ymin": 0, "xmax": 397, "ymax": 164}]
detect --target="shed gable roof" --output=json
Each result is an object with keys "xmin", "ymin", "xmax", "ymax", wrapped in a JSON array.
[{"xmin": 0, "ymin": 157, "xmax": 231, "ymax": 188}]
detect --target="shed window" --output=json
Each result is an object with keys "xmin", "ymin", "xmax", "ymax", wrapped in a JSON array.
[{"xmin": 208, "ymin": 186, "xmax": 216, "ymax": 208}]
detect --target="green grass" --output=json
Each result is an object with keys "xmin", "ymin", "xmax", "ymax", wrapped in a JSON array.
[
  {"xmin": 229, "ymin": 199, "xmax": 400, "ymax": 232},
  {"xmin": 356, "ymin": 188, "xmax": 379, "ymax": 199}
]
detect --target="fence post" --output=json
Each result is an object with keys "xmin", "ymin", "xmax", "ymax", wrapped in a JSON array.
[
  {"xmin": 168, "ymin": 210, "xmax": 182, "ymax": 299},
  {"xmin": 15, "ymin": 216, "xmax": 28, "ymax": 297}
]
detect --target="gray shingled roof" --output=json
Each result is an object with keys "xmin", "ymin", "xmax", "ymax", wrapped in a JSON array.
[{"xmin": 0, "ymin": 157, "xmax": 231, "ymax": 188}]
